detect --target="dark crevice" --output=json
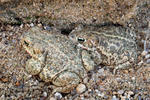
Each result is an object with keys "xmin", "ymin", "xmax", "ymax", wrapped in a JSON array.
[
  {"xmin": 0, "ymin": 0, "xmax": 22, "ymax": 11},
  {"xmin": 60, "ymin": 23, "xmax": 76, "ymax": 35},
  {"xmin": 60, "ymin": 28, "xmax": 74, "ymax": 35}
]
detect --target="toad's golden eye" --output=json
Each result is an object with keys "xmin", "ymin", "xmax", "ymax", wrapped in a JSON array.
[{"xmin": 78, "ymin": 37, "xmax": 85, "ymax": 43}]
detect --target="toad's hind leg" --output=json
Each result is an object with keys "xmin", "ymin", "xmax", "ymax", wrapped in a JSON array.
[{"xmin": 51, "ymin": 71, "xmax": 81, "ymax": 93}]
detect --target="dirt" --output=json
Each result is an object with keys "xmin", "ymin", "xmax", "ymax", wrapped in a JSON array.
[{"xmin": 0, "ymin": 0, "xmax": 150, "ymax": 100}]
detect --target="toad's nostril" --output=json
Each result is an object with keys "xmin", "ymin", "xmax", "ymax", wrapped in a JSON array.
[{"xmin": 24, "ymin": 41, "xmax": 29, "ymax": 46}]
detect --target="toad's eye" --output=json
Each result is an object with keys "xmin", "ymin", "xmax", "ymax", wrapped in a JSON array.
[
  {"xmin": 24, "ymin": 41, "xmax": 29, "ymax": 46},
  {"xmin": 78, "ymin": 37, "xmax": 85, "ymax": 43}
]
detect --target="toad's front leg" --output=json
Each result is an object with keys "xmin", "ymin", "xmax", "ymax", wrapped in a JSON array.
[
  {"xmin": 26, "ymin": 58, "xmax": 43, "ymax": 75},
  {"xmin": 81, "ymin": 50, "xmax": 102, "ymax": 71},
  {"xmin": 25, "ymin": 51, "xmax": 47, "ymax": 75}
]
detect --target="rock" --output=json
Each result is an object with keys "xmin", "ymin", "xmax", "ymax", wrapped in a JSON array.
[
  {"xmin": 76, "ymin": 84, "xmax": 86, "ymax": 94},
  {"xmin": 0, "ymin": 95, "xmax": 5, "ymax": 100},
  {"xmin": 30, "ymin": 23, "xmax": 34, "ymax": 27},
  {"xmin": 118, "ymin": 90, "xmax": 124, "ymax": 95},
  {"xmin": 98, "ymin": 68, "xmax": 105, "ymax": 75},
  {"xmin": 44, "ymin": 26, "xmax": 52, "ymax": 31},
  {"xmin": 127, "ymin": 91, "xmax": 134, "ymax": 97},
  {"xmin": 141, "ymin": 50, "xmax": 148, "ymax": 56},
  {"xmin": 83, "ymin": 77, "xmax": 88, "ymax": 84},
  {"xmin": 112, "ymin": 95, "xmax": 119, "ymax": 100},
  {"xmin": 43, "ymin": 92, "xmax": 47, "ymax": 97},
  {"xmin": 54, "ymin": 92, "xmax": 62, "ymax": 100}
]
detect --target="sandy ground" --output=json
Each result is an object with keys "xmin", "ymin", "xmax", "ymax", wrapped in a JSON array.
[{"xmin": 0, "ymin": 0, "xmax": 150, "ymax": 100}]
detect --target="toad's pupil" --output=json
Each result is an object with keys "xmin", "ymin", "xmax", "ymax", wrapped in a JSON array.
[{"xmin": 78, "ymin": 38, "xmax": 85, "ymax": 43}]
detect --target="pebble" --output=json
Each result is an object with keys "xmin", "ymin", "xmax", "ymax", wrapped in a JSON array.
[
  {"xmin": 120, "ymin": 96, "xmax": 126, "ymax": 100},
  {"xmin": 118, "ymin": 90, "xmax": 124, "ymax": 95},
  {"xmin": 30, "ymin": 23, "xmax": 34, "ymax": 27},
  {"xmin": 0, "ymin": 95, "xmax": 5, "ymax": 100},
  {"xmin": 80, "ymin": 96, "xmax": 85, "ymax": 100},
  {"xmin": 98, "ymin": 68, "xmax": 105, "ymax": 75},
  {"xmin": 132, "ymin": 77, "xmax": 135, "ymax": 80},
  {"xmin": 127, "ymin": 91, "xmax": 134, "ymax": 97},
  {"xmin": 146, "ymin": 59, "xmax": 150, "ymax": 63},
  {"xmin": 141, "ymin": 51, "xmax": 148, "ymax": 56},
  {"xmin": 76, "ymin": 84, "xmax": 86, "ymax": 94},
  {"xmin": 112, "ymin": 95, "xmax": 119, "ymax": 100},
  {"xmin": 97, "ymin": 92, "xmax": 104, "ymax": 97},
  {"xmin": 145, "ymin": 54, "xmax": 150, "ymax": 59},
  {"xmin": 43, "ymin": 92, "xmax": 47, "ymax": 97},
  {"xmin": 44, "ymin": 26, "xmax": 52, "ymax": 31},
  {"xmin": 33, "ymin": 80, "xmax": 39, "ymax": 85},
  {"xmin": 54, "ymin": 92, "xmax": 62, "ymax": 100},
  {"xmin": 37, "ymin": 23, "xmax": 42, "ymax": 27},
  {"xmin": 138, "ymin": 95, "xmax": 142, "ymax": 100},
  {"xmin": 83, "ymin": 77, "xmax": 88, "ymax": 84},
  {"xmin": 20, "ymin": 24, "xmax": 24, "ymax": 28}
]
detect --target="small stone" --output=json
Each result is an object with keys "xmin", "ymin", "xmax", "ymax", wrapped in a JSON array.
[
  {"xmin": 33, "ymin": 80, "xmax": 39, "ymax": 85},
  {"xmin": 44, "ymin": 26, "xmax": 52, "ymax": 31},
  {"xmin": 30, "ymin": 23, "xmax": 34, "ymax": 27},
  {"xmin": 15, "ymin": 81, "xmax": 20, "ymax": 86},
  {"xmin": 95, "ymin": 89, "xmax": 99, "ymax": 93},
  {"xmin": 145, "ymin": 54, "xmax": 150, "ymax": 59},
  {"xmin": 112, "ymin": 95, "xmax": 119, "ymax": 100},
  {"xmin": 0, "ymin": 95, "xmax": 5, "ymax": 100},
  {"xmin": 88, "ymin": 89, "xmax": 92, "ymax": 92},
  {"xmin": 118, "ymin": 90, "xmax": 124, "ymax": 95},
  {"xmin": 37, "ymin": 23, "xmax": 42, "ymax": 27},
  {"xmin": 141, "ymin": 50, "xmax": 148, "ymax": 56},
  {"xmin": 20, "ymin": 24, "xmax": 24, "ymax": 28},
  {"xmin": 127, "ymin": 91, "xmax": 134, "ymax": 97},
  {"xmin": 76, "ymin": 83, "xmax": 86, "ymax": 94},
  {"xmin": 98, "ymin": 68, "xmax": 104, "ymax": 75},
  {"xmin": 97, "ymin": 92, "xmax": 104, "ymax": 97},
  {"xmin": 83, "ymin": 77, "xmax": 88, "ymax": 84},
  {"xmin": 43, "ymin": 92, "xmax": 47, "ymax": 97},
  {"xmin": 132, "ymin": 77, "xmax": 135, "ymax": 80},
  {"xmin": 120, "ymin": 96, "xmax": 126, "ymax": 100},
  {"xmin": 54, "ymin": 92, "xmax": 62, "ymax": 100},
  {"xmin": 146, "ymin": 59, "xmax": 150, "ymax": 63},
  {"xmin": 80, "ymin": 96, "xmax": 85, "ymax": 100}
]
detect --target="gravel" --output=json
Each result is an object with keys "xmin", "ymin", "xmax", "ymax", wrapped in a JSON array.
[{"xmin": 0, "ymin": 0, "xmax": 150, "ymax": 100}]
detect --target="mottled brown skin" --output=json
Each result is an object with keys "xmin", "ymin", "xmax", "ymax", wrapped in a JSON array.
[
  {"xmin": 69, "ymin": 25, "xmax": 138, "ymax": 73},
  {"xmin": 21, "ymin": 27, "xmax": 93, "ymax": 93}
]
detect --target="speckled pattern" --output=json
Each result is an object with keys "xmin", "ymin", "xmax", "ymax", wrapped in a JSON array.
[{"xmin": 69, "ymin": 25, "xmax": 138, "ymax": 73}]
